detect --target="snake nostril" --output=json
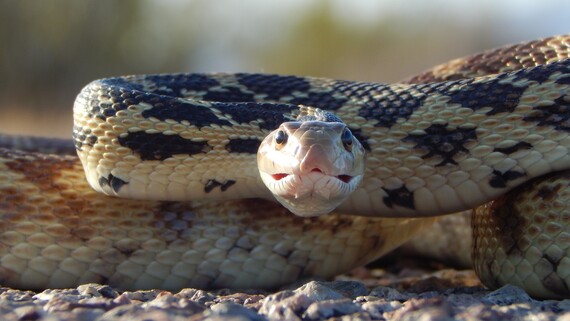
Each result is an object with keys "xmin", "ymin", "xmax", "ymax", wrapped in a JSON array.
[{"xmin": 337, "ymin": 175, "xmax": 352, "ymax": 183}]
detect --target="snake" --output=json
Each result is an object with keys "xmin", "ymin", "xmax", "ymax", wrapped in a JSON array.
[{"xmin": 2, "ymin": 35, "xmax": 570, "ymax": 299}]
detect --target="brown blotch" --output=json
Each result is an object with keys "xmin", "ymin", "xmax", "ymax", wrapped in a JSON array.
[
  {"xmin": 2, "ymin": 149, "xmax": 78, "ymax": 194},
  {"xmin": 536, "ymin": 184, "xmax": 563, "ymax": 201},
  {"xmin": 402, "ymin": 35, "xmax": 570, "ymax": 84}
]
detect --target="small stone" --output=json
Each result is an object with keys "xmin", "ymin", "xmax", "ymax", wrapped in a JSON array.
[
  {"xmin": 98, "ymin": 285, "xmax": 120, "ymax": 299},
  {"xmin": 482, "ymin": 285, "xmax": 534, "ymax": 305},
  {"xmin": 61, "ymin": 307, "xmax": 106, "ymax": 321},
  {"xmin": 354, "ymin": 296, "xmax": 381, "ymax": 303},
  {"xmin": 558, "ymin": 312, "xmax": 570, "ymax": 321},
  {"xmin": 34, "ymin": 288, "xmax": 80, "ymax": 302},
  {"xmin": 293, "ymin": 281, "xmax": 345, "ymax": 301},
  {"xmin": 99, "ymin": 307, "xmax": 177, "ymax": 321},
  {"xmin": 303, "ymin": 298, "xmax": 362, "ymax": 320},
  {"xmin": 207, "ymin": 302, "xmax": 266, "ymax": 321},
  {"xmin": 144, "ymin": 292, "xmax": 180, "ymax": 308},
  {"xmin": 259, "ymin": 290, "xmax": 312, "ymax": 320},
  {"xmin": 388, "ymin": 297, "xmax": 454, "ymax": 321},
  {"xmin": 121, "ymin": 289, "xmax": 161, "ymax": 302},
  {"xmin": 459, "ymin": 304, "xmax": 503, "ymax": 321},
  {"xmin": 112, "ymin": 293, "xmax": 133, "ymax": 305},
  {"xmin": 215, "ymin": 292, "xmax": 264, "ymax": 306},
  {"xmin": 320, "ymin": 281, "xmax": 368, "ymax": 298},
  {"xmin": 0, "ymin": 289, "xmax": 35, "ymax": 302},
  {"xmin": 188, "ymin": 289, "xmax": 217, "ymax": 305},
  {"xmin": 361, "ymin": 300, "xmax": 403, "ymax": 318},
  {"xmin": 369, "ymin": 286, "xmax": 411, "ymax": 301},
  {"xmin": 13, "ymin": 305, "xmax": 44, "ymax": 320},
  {"xmin": 339, "ymin": 312, "xmax": 373, "ymax": 321},
  {"xmin": 77, "ymin": 284, "xmax": 101, "ymax": 297},
  {"xmin": 174, "ymin": 288, "xmax": 199, "ymax": 298}
]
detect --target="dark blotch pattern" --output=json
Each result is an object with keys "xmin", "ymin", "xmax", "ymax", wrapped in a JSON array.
[
  {"xmin": 489, "ymin": 169, "xmax": 526, "ymax": 188},
  {"xmin": 523, "ymin": 96, "xmax": 570, "ymax": 132},
  {"xmin": 555, "ymin": 74, "xmax": 570, "ymax": 85},
  {"xmin": 382, "ymin": 185, "xmax": 415, "ymax": 210},
  {"xmin": 226, "ymin": 138, "xmax": 261, "ymax": 154},
  {"xmin": 142, "ymin": 100, "xmax": 233, "ymax": 127},
  {"xmin": 83, "ymin": 77, "xmax": 194, "ymax": 120},
  {"xmin": 143, "ymin": 73, "xmax": 220, "ymax": 96},
  {"xmin": 354, "ymin": 61, "xmax": 570, "ymax": 128},
  {"xmin": 288, "ymin": 89, "xmax": 348, "ymax": 111},
  {"xmin": 237, "ymin": 74, "xmax": 311, "ymax": 101},
  {"xmin": 214, "ymin": 102, "xmax": 296, "ymax": 130},
  {"xmin": 83, "ymin": 87, "xmax": 150, "ymax": 121},
  {"xmin": 204, "ymin": 179, "xmax": 236, "ymax": 193},
  {"xmin": 356, "ymin": 83, "xmax": 431, "ymax": 128},
  {"xmin": 494, "ymin": 141, "xmax": 533, "ymax": 155},
  {"xmin": 98, "ymin": 173, "xmax": 128, "ymax": 194},
  {"xmin": 404, "ymin": 124, "xmax": 477, "ymax": 166},
  {"xmin": 118, "ymin": 131, "xmax": 208, "ymax": 161},
  {"xmin": 104, "ymin": 74, "xmax": 221, "ymax": 96},
  {"xmin": 444, "ymin": 62, "xmax": 570, "ymax": 115},
  {"xmin": 73, "ymin": 125, "xmax": 97, "ymax": 151},
  {"xmin": 289, "ymin": 93, "xmax": 347, "ymax": 111},
  {"xmin": 202, "ymin": 86, "xmax": 255, "ymax": 102},
  {"xmin": 513, "ymin": 59, "xmax": 570, "ymax": 84},
  {"xmin": 444, "ymin": 75, "xmax": 525, "ymax": 115}
]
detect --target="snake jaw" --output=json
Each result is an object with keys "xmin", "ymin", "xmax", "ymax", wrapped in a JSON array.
[
  {"xmin": 258, "ymin": 118, "xmax": 366, "ymax": 217},
  {"xmin": 271, "ymin": 170, "xmax": 353, "ymax": 184},
  {"xmin": 259, "ymin": 170, "xmax": 365, "ymax": 217}
]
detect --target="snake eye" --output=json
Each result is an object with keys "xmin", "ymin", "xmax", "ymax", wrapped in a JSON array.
[
  {"xmin": 341, "ymin": 128, "xmax": 353, "ymax": 151},
  {"xmin": 275, "ymin": 130, "xmax": 288, "ymax": 146}
]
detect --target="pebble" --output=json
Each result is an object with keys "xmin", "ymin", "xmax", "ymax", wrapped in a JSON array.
[
  {"xmin": 303, "ymin": 298, "xmax": 362, "ymax": 320},
  {"xmin": 0, "ymin": 267, "xmax": 569, "ymax": 320}
]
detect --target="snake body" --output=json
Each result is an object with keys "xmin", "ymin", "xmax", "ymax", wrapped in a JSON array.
[{"xmin": 2, "ymin": 35, "xmax": 570, "ymax": 298}]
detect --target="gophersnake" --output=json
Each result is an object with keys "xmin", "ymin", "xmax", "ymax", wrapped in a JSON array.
[{"xmin": 2, "ymin": 34, "xmax": 570, "ymax": 299}]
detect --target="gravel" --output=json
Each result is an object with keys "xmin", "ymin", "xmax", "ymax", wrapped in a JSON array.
[{"xmin": 1, "ymin": 260, "xmax": 569, "ymax": 321}]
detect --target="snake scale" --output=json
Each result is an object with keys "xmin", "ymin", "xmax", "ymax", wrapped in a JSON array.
[{"xmin": 2, "ymin": 34, "xmax": 570, "ymax": 299}]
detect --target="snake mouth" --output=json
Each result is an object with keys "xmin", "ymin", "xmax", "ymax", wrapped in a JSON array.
[
  {"xmin": 272, "ymin": 173, "xmax": 289, "ymax": 180},
  {"xmin": 271, "ymin": 170, "xmax": 354, "ymax": 184}
]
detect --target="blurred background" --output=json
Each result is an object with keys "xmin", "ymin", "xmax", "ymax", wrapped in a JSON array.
[{"xmin": 2, "ymin": 0, "xmax": 570, "ymax": 138}]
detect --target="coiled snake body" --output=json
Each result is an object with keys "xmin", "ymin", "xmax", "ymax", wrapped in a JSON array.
[{"xmin": 2, "ymin": 35, "xmax": 570, "ymax": 299}]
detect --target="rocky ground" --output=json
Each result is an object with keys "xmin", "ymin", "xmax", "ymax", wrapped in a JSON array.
[{"xmin": 1, "ymin": 258, "xmax": 569, "ymax": 321}]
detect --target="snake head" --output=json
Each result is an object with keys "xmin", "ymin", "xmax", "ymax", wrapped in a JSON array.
[{"xmin": 257, "ymin": 120, "xmax": 366, "ymax": 217}]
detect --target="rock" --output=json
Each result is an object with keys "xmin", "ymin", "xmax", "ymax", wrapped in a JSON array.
[
  {"xmin": 302, "ymin": 298, "xmax": 362, "ymax": 320},
  {"xmin": 388, "ymin": 297, "xmax": 454, "ymax": 321},
  {"xmin": 318, "ymin": 281, "xmax": 368, "ymax": 298},
  {"xmin": 369, "ymin": 286, "xmax": 411, "ymax": 301},
  {"xmin": 208, "ymin": 301, "xmax": 266, "ymax": 320},
  {"xmin": 0, "ymin": 264, "xmax": 568, "ymax": 321},
  {"xmin": 482, "ymin": 285, "xmax": 534, "ymax": 305},
  {"xmin": 361, "ymin": 299, "xmax": 403, "ymax": 319},
  {"xmin": 259, "ymin": 290, "xmax": 312, "ymax": 320},
  {"xmin": 293, "ymin": 281, "xmax": 346, "ymax": 301}
]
